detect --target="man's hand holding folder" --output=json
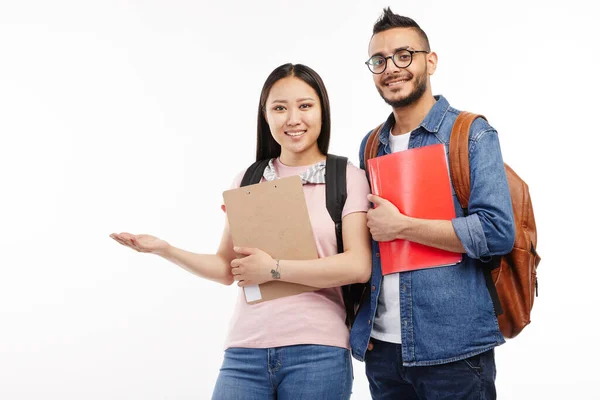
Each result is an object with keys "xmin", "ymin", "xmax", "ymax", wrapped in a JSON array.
[{"xmin": 366, "ymin": 194, "xmax": 413, "ymax": 242}]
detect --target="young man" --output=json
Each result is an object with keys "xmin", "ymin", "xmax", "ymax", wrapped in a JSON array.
[{"xmin": 350, "ymin": 8, "xmax": 515, "ymax": 399}]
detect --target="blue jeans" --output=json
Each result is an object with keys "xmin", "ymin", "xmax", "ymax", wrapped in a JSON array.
[
  {"xmin": 365, "ymin": 339, "xmax": 496, "ymax": 400},
  {"xmin": 212, "ymin": 345, "xmax": 353, "ymax": 400}
]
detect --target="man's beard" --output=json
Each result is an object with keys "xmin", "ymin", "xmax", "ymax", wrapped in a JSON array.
[{"xmin": 378, "ymin": 71, "xmax": 427, "ymax": 109}]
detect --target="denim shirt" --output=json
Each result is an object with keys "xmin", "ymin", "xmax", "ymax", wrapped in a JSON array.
[{"xmin": 350, "ymin": 95, "xmax": 515, "ymax": 366}]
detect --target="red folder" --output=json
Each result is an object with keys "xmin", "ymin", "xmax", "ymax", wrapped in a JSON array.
[{"xmin": 367, "ymin": 143, "xmax": 462, "ymax": 274}]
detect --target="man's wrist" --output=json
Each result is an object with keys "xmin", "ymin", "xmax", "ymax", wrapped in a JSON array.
[{"xmin": 396, "ymin": 215, "xmax": 416, "ymax": 240}]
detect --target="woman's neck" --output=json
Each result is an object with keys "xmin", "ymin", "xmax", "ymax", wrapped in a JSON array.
[{"xmin": 278, "ymin": 150, "xmax": 326, "ymax": 166}]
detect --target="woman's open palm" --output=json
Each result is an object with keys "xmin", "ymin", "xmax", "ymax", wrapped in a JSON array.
[{"xmin": 110, "ymin": 232, "xmax": 169, "ymax": 254}]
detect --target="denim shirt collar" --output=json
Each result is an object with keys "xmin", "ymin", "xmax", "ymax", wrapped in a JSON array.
[{"xmin": 377, "ymin": 95, "xmax": 450, "ymax": 146}]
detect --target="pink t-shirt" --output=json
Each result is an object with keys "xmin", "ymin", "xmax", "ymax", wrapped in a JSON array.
[{"xmin": 223, "ymin": 158, "xmax": 370, "ymax": 350}]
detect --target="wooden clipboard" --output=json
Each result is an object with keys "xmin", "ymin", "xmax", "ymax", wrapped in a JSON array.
[{"xmin": 222, "ymin": 175, "xmax": 320, "ymax": 304}]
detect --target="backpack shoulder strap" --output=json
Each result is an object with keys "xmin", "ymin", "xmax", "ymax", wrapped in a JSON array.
[
  {"xmin": 240, "ymin": 159, "xmax": 271, "ymax": 187},
  {"xmin": 363, "ymin": 124, "xmax": 384, "ymax": 168},
  {"xmin": 326, "ymin": 154, "xmax": 365, "ymax": 328},
  {"xmin": 325, "ymin": 154, "xmax": 348, "ymax": 253},
  {"xmin": 448, "ymin": 111, "xmax": 486, "ymax": 210},
  {"xmin": 448, "ymin": 112, "xmax": 503, "ymax": 316}
]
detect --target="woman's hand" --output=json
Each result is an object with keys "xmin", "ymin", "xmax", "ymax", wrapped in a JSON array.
[
  {"xmin": 110, "ymin": 232, "xmax": 170, "ymax": 255},
  {"xmin": 230, "ymin": 247, "xmax": 277, "ymax": 287}
]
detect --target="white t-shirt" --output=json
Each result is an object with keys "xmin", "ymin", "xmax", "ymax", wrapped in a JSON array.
[{"xmin": 371, "ymin": 128, "xmax": 411, "ymax": 344}]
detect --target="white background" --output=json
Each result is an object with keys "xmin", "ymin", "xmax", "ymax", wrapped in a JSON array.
[{"xmin": 1, "ymin": 0, "xmax": 598, "ymax": 398}]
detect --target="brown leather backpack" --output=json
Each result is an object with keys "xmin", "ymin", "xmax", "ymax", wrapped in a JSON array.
[
  {"xmin": 364, "ymin": 112, "xmax": 541, "ymax": 338},
  {"xmin": 449, "ymin": 112, "xmax": 540, "ymax": 338}
]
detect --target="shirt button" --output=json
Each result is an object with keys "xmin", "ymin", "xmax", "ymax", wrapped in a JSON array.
[
  {"xmin": 368, "ymin": 319, "xmax": 371, "ymax": 325},
  {"xmin": 371, "ymin": 285, "xmax": 376, "ymax": 292},
  {"xmin": 375, "ymin": 253, "xmax": 380, "ymax": 258},
  {"xmin": 401, "ymin": 285, "xmax": 406, "ymax": 292}
]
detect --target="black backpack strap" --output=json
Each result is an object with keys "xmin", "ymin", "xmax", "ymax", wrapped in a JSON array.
[
  {"xmin": 484, "ymin": 257, "xmax": 504, "ymax": 316},
  {"xmin": 326, "ymin": 154, "xmax": 366, "ymax": 328},
  {"xmin": 325, "ymin": 154, "xmax": 348, "ymax": 253},
  {"xmin": 241, "ymin": 159, "xmax": 271, "ymax": 187}
]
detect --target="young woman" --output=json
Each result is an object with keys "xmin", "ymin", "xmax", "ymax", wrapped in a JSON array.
[{"xmin": 110, "ymin": 63, "xmax": 371, "ymax": 400}]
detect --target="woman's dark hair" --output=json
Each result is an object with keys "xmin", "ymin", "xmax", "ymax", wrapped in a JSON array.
[
  {"xmin": 372, "ymin": 7, "xmax": 430, "ymax": 52},
  {"xmin": 256, "ymin": 63, "xmax": 331, "ymax": 161}
]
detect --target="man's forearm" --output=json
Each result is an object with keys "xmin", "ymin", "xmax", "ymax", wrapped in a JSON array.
[{"xmin": 398, "ymin": 217, "xmax": 466, "ymax": 253}]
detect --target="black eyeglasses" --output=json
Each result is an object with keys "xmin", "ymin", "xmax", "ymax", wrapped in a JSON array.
[{"xmin": 365, "ymin": 49, "xmax": 429, "ymax": 74}]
